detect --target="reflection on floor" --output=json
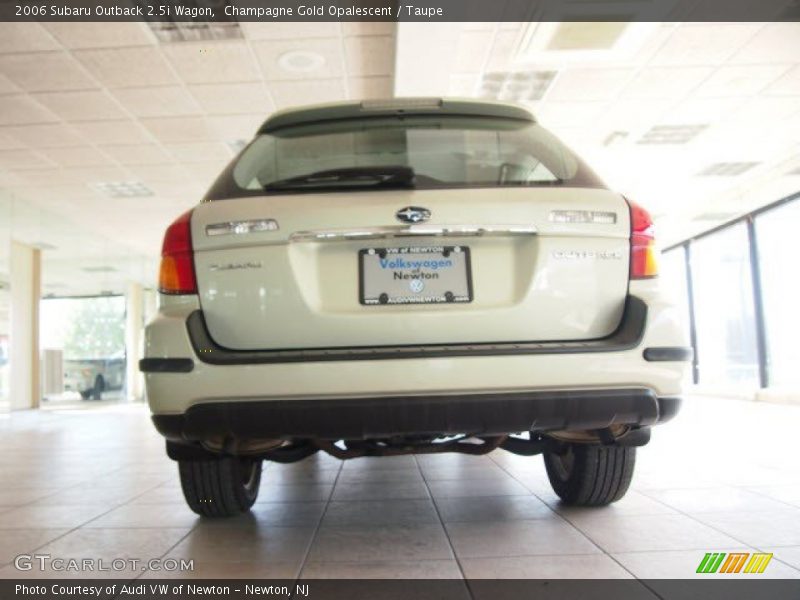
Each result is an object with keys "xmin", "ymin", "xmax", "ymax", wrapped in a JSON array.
[{"xmin": 0, "ymin": 396, "xmax": 799, "ymax": 581}]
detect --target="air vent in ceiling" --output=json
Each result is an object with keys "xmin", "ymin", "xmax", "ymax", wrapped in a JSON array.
[
  {"xmin": 82, "ymin": 266, "xmax": 118, "ymax": 273},
  {"xmin": 90, "ymin": 181, "xmax": 153, "ymax": 198},
  {"xmin": 141, "ymin": 0, "xmax": 242, "ymax": 43},
  {"xmin": 478, "ymin": 71, "xmax": 558, "ymax": 102},
  {"xmin": 637, "ymin": 124, "xmax": 708, "ymax": 145},
  {"xmin": 698, "ymin": 162, "xmax": 760, "ymax": 176}
]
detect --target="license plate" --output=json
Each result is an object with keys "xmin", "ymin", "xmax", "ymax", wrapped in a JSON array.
[{"xmin": 359, "ymin": 246, "xmax": 473, "ymax": 305}]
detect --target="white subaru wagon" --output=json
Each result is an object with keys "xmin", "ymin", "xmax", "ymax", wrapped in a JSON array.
[{"xmin": 141, "ymin": 98, "xmax": 690, "ymax": 517}]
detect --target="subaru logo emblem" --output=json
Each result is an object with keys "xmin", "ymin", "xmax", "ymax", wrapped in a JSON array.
[{"xmin": 396, "ymin": 206, "xmax": 431, "ymax": 224}]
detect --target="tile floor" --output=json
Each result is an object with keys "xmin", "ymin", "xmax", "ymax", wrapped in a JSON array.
[{"xmin": 0, "ymin": 395, "xmax": 799, "ymax": 581}]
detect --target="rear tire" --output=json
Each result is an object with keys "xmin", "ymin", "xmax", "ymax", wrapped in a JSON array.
[
  {"xmin": 544, "ymin": 443, "xmax": 635, "ymax": 506},
  {"xmin": 178, "ymin": 457, "xmax": 262, "ymax": 517}
]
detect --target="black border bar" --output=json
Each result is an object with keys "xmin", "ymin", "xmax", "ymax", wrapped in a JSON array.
[{"xmin": 3, "ymin": 0, "xmax": 799, "ymax": 22}]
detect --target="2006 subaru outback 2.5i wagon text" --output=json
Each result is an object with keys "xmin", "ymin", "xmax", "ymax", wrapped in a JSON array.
[{"xmin": 140, "ymin": 98, "xmax": 691, "ymax": 517}]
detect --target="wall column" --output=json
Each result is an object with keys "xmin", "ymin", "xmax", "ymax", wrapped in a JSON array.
[
  {"xmin": 9, "ymin": 241, "xmax": 40, "ymax": 410},
  {"xmin": 125, "ymin": 282, "xmax": 144, "ymax": 402}
]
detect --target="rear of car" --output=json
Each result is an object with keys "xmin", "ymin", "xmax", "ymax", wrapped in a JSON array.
[{"xmin": 141, "ymin": 98, "xmax": 690, "ymax": 517}]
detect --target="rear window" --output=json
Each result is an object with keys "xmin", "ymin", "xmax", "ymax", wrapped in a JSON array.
[{"xmin": 204, "ymin": 116, "xmax": 605, "ymax": 200}]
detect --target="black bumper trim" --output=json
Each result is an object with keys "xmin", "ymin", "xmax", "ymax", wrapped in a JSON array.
[
  {"xmin": 643, "ymin": 347, "xmax": 693, "ymax": 362},
  {"xmin": 152, "ymin": 388, "xmax": 680, "ymax": 442},
  {"xmin": 186, "ymin": 296, "xmax": 647, "ymax": 365},
  {"xmin": 139, "ymin": 358, "xmax": 195, "ymax": 373}
]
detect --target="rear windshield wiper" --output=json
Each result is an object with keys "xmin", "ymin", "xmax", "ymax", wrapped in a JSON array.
[{"xmin": 263, "ymin": 166, "xmax": 415, "ymax": 191}]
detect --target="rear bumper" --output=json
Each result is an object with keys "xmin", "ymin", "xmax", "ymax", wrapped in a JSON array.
[
  {"xmin": 142, "ymin": 281, "xmax": 690, "ymax": 428},
  {"xmin": 153, "ymin": 389, "xmax": 681, "ymax": 442}
]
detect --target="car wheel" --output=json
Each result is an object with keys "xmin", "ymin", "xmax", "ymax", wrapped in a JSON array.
[
  {"xmin": 91, "ymin": 375, "xmax": 105, "ymax": 400},
  {"xmin": 543, "ymin": 443, "xmax": 635, "ymax": 506},
  {"xmin": 178, "ymin": 457, "xmax": 262, "ymax": 517},
  {"xmin": 79, "ymin": 390, "xmax": 92, "ymax": 400}
]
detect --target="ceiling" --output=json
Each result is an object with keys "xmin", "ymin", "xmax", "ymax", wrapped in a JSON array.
[{"xmin": 0, "ymin": 21, "xmax": 798, "ymax": 296}]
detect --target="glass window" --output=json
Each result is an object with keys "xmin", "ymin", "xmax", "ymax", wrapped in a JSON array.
[
  {"xmin": 207, "ymin": 117, "xmax": 605, "ymax": 200},
  {"xmin": 660, "ymin": 247, "xmax": 691, "ymax": 342},
  {"xmin": 690, "ymin": 224, "xmax": 759, "ymax": 390},
  {"xmin": 40, "ymin": 296, "xmax": 126, "ymax": 405},
  {"xmin": 756, "ymin": 199, "xmax": 800, "ymax": 387}
]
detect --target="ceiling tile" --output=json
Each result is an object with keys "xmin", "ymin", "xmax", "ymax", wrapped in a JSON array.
[
  {"xmin": 666, "ymin": 97, "xmax": 745, "ymax": 124},
  {"xmin": 109, "ymin": 86, "xmax": 200, "ymax": 118},
  {"xmin": 32, "ymin": 90, "xmax": 127, "ymax": 121},
  {"xmin": 72, "ymin": 120, "xmax": 154, "ymax": 145},
  {"xmin": 695, "ymin": 65, "xmax": 791, "ymax": 98},
  {"xmin": 452, "ymin": 30, "xmax": 494, "ymax": 73},
  {"xmin": 242, "ymin": 22, "xmax": 341, "ymax": 40},
  {"xmin": 268, "ymin": 79, "xmax": 346, "ymax": 108},
  {"xmin": 162, "ymin": 41, "xmax": 261, "ymax": 84},
  {"xmin": 37, "ymin": 146, "xmax": 114, "ymax": 168},
  {"xmin": 206, "ymin": 114, "xmax": 264, "ymax": 139},
  {"xmin": 0, "ymin": 130, "xmax": 23, "ymax": 150},
  {"xmin": 5, "ymin": 123, "xmax": 84, "ymax": 148},
  {"xmin": 182, "ymin": 161, "xmax": 230, "ymax": 188},
  {"xmin": 163, "ymin": 142, "xmax": 231, "ymax": 162},
  {"xmin": 764, "ymin": 65, "xmax": 800, "ymax": 96},
  {"xmin": 650, "ymin": 24, "xmax": 762, "ymax": 66},
  {"xmin": 547, "ymin": 68, "xmax": 633, "ymax": 102},
  {"xmin": 127, "ymin": 163, "xmax": 191, "ymax": 183},
  {"xmin": 0, "ymin": 95, "xmax": 58, "ymax": 125},
  {"xmin": 253, "ymin": 38, "xmax": 344, "ymax": 81},
  {"xmin": 62, "ymin": 165, "xmax": 133, "ymax": 184},
  {"xmin": 141, "ymin": 117, "xmax": 216, "ymax": 143},
  {"xmin": 99, "ymin": 144, "xmax": 173, "ymax": 165},
  {"xmin": 0, "ymin": 73, "xmax": 21, "ymax": 95},
  {"xmin": 348, "ymin": 76, "xmax": 392, "ymax": 99},
  {"xmin": 189, "ymin": 82, "xmax": 272, "ymax": 115},
  {"xmin": 2, "ymin": 168, "xmax": 88, "ymax": 187},
  {"xmin": 0, "ymin": 23, "xmax": 60, "ymax": 53},
  {"xmin": 0, "ymin": 53, "xmax": 96, "ymax": 92},
  {"xmin": 622, "ymin": 67, "xmax": 713, "ymax": 100},
  {"xmin": 536, "ymin": 101, "xmax": 609, "ymax": 127},
  {"xmin": 44, "ymin": 23, "xmax": 155, "ymax": 49},
  {"xmin": 74, "ymin": 47, "xmax": 177, "ymax": 88},
  {"xmin": 0, "ymin": 149, "xmax": 55, "ymax": 170},
  {"xmin": 344, "ymin": 35, "xmax": 394, "ymax": 77},
  {"xmin": 730, "ymin": 23, "xmax": 800, "ymax": 64}
]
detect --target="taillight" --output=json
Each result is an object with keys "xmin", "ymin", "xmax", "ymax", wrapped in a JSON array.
[
  {"xmin": 158, "ymin": 209, "xmax": 197, "ymax": 294},
  {"xmin": 627, "ymin": 199, "xmax": 658, "ymax": 279}
]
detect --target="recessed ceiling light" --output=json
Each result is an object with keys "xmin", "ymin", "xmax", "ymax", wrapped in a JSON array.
[
  {"xmin": 698, "ymin": 162, "xmax": 760, "ymax": 176},
  {"xmin": 278, "ymin": 50, "xmax": 326, "ymax": 73},
  {"xmin": 478, "ymin": 71, "xmax": 557, "ymax": 102},
  {"xmin": 637, "ymin": 124, "xmax": 708, "ymax": 145},
  {"xmin": 89, "ymin": 181, "xmax": 153, "ymax": 198}
]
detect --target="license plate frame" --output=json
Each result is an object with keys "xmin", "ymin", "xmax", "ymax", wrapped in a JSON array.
[{"xmin": 359, "ymin": 245, "xmax": 473, "ymax": 306}]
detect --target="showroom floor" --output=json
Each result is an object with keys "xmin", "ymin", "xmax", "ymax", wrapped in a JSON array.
[{"xmin": 0, "ymin": 396, "xmax": 799, "ymax": 582}]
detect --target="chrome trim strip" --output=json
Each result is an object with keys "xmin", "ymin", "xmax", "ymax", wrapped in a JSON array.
[
  {"xmin": 206, "ymin": 219, "xmax": 279, "ymax": 236},
  {"xmin": 289, "ymin": 224, "xmax": 537, "ymax": 242}
]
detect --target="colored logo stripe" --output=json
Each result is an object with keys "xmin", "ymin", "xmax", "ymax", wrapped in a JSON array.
[
  {"xmin": 697, "ymin": 552, "xmax": 773, "ymax": 574},
  {"xmin": 744, "ymin": 553, "xmax": 773, "ymax": 574}
]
